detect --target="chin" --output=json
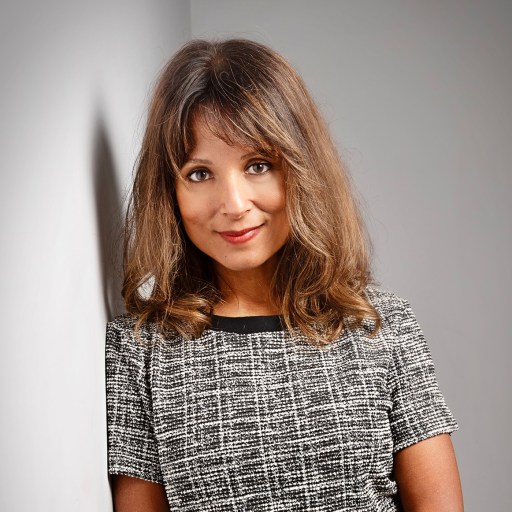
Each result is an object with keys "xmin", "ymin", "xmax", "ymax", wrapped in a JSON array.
[
  {"xmin": 215, "ymin": 255, "xmax": 278, "ymax": 274},
  {"xmin": 219, "ymin": 261, "xmax": 265, "ymax": 273}
]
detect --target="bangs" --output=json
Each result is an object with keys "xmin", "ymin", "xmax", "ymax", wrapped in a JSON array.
[
  {"xmin": 162, "ymin": 41, "xmax": 303, "ymax": 173},
  {"xmin": 169, "ymin": 72, "xmax": 283, "ymax": 166},
  {"xmin": 180, "ymin": 92, "xmax": 282, "ymax": 165}
]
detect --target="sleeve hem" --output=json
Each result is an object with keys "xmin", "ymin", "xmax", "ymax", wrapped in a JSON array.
[
  {"xmin": 108, "ymin": 466, "xmax": 164, "ymax": 485},
  {"xmin": 392, "ymin": 423, "xmax": 459, "ymax": 454}
]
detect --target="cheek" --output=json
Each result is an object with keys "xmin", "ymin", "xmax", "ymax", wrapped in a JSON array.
[
  {"xmin": 271, "ymin": 184, "xmax": 290, "ymax": 238},
  {"xmin": 176, "ymin": 187, "xmax": 209, "ymax": 229},
  {"xmin": 176, "ymin": 202, "xmax": 210, "ymax": 250},
  {"xmin": 256, "ymin": 177, "xmax": 287, "ymax": 213},
  {"xmin": 266, "ymin": 192, "xmax": 286, "ymax": 212},
  {"xmin": 180, "ymin": 211, "xmax": 210, "ymax": 242},
  {"xmin": 260, "ymin": 188, "xmax": 290, "ymax": 238}
]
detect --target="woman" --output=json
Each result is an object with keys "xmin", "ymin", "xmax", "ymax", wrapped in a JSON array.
[{"xmin": 106, "ymin": 39, "xmax": 463, "ymax": 511}]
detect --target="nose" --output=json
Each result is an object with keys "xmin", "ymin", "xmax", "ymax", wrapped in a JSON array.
[{"xmin": 218, "ymin": 173, "xmax": 252, "ymax": 218}]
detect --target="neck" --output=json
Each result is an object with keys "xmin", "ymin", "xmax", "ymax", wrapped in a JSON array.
[{"xmin": 213, "ymin": 259, "xmax": 281, "ymax": 317}]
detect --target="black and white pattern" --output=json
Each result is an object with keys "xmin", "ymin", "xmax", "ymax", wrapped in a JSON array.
[{"xmin": 106, "ymin": 288, "xmax": 459, "ymax": 511}]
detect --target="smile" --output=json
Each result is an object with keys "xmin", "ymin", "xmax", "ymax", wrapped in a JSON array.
[{"xmin": 218, "ymin": 225, "xmax": 263, "ymax": 244}]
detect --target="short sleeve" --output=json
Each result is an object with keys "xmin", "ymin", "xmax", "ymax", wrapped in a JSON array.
[
  {"xmin": 105, "ymin": 318, "xmax": 163, "ymax": 483},
  {"xmin": 387, "ymin": 300, "xmax": 459, "ymax": 453}
]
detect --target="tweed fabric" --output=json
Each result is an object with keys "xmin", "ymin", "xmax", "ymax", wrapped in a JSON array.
[{"xmin": 106, "ymin": 288, "xmax": 459, "ymax": 511}]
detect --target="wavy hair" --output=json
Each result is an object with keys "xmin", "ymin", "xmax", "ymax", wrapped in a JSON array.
[{"xmin": 122, "ymin": 38, "xmax": 380, "ymax": 345}]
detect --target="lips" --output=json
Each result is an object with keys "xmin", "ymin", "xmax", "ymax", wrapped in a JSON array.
[{"xmin": 218, "ymin": 224, "xmax": 263, "ymax": 244}]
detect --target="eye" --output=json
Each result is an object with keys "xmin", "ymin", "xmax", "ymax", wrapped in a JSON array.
[
  {"xmin": 186, "ymin": 169, "xmax": 212, "ymax": 182},
  {"xmin": 246, "ymin": 161, "xmax": 272, "ymax": 175}
]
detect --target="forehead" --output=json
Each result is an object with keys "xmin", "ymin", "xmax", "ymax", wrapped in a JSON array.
[
  {"xmin": 190, "ymin": 118, "xmax": 243, "ymax": 151},
  {"xmin": 185, "ymin": 103, "xmax": 278, "ymax": 151},
  {"xmin": 190, "ymin": 118, "xmax": 229, "ymax": 148},
  {"xmin": 186, "ymin": 116, "xmax": 274, "ymax": 161}
]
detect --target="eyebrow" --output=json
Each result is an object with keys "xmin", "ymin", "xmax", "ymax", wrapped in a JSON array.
[
  {"xmin": 187, "ymin": 158, "xmax": 212, "ymax": 165},
  {"xmin": 185, "ymin": 152, "xmax": 268, "ymax": 166},
  {"xmin": 241, "ymin": 151, "xmax": 264, "ymax": 160}
]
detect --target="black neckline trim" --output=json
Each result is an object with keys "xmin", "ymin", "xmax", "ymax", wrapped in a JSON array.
[{"xmin": 210, "ymin": 315, "xmax": 285, "ymax": 334}]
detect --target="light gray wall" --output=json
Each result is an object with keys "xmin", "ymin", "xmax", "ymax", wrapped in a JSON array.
[
  {"xmin": 191, "ymin": 1, "xmax": 512, "ymax": 510},
  {"xmin": 0, "ymin": 0, "xmax": 190, "ymax": 510}
]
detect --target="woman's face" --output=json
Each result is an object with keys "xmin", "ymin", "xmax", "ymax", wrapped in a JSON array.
[{"xmin": 175, "ymin": 118, "xmax": 290, "ymax": 277}]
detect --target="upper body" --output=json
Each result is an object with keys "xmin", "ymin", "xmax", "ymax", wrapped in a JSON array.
[
  {"xmin": 107, "ymin": 38, "xmax": 463, "ymax": 510},
  {"xmin": 106, "ymin": 287, "xmax": 461, "ymax": 511}
]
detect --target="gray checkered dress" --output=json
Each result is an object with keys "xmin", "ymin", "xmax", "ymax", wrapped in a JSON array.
[{"xmin": 106, "ymin": 288, "xmax": 459, "ymax": 511}]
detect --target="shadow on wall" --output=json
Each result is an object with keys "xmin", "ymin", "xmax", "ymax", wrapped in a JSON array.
[{"xmin": 93, "ymin": 109, "xmax": 126, "ymax": 321}]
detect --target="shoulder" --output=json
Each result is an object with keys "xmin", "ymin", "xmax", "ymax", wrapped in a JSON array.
[
  {"xmin": 364, "ymin": 285, "xmax": 407, "ymax": 307},
  {"xmin": 364, "ymin": 287, "xmax": 435, "ymax": 373},
  {"xmin": 363, "ymin": 286, "xmax": 413, "ymax": 336},
  {"xmin": 105, "ymin": 314, "xmax": 162, "ymax": 362},
  {"xmin": 106, "ymin": 313, "xmax": 136, "ymax": 334},
  {"xmin": 106, "ymin": 313, "xmax": 160, "ymax": 338}
]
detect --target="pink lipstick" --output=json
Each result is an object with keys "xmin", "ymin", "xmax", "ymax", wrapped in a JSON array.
[{"xmin": 218, "ymin": 225, "xmax": 262, "ymax": 244}]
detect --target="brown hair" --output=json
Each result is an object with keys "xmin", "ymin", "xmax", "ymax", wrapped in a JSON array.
[{"xmin": 122, "ymin": 38, "xmax": 380, "ymax": 345}]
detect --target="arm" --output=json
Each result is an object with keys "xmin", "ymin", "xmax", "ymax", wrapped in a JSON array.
[
  {"xmin": 106, "ymin": 319, "xmax": 167, "ymax": 509},
  {"xmin": 394, "ymin": 433, "xmax": 463, "ymax": 512},
  {"xmin": 384, "ymin": 297, "xmax": 463, "ymax": 510},
  {"xmin": 111, "ymin": 475, "xmax": 170, "ymax": 512}
]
